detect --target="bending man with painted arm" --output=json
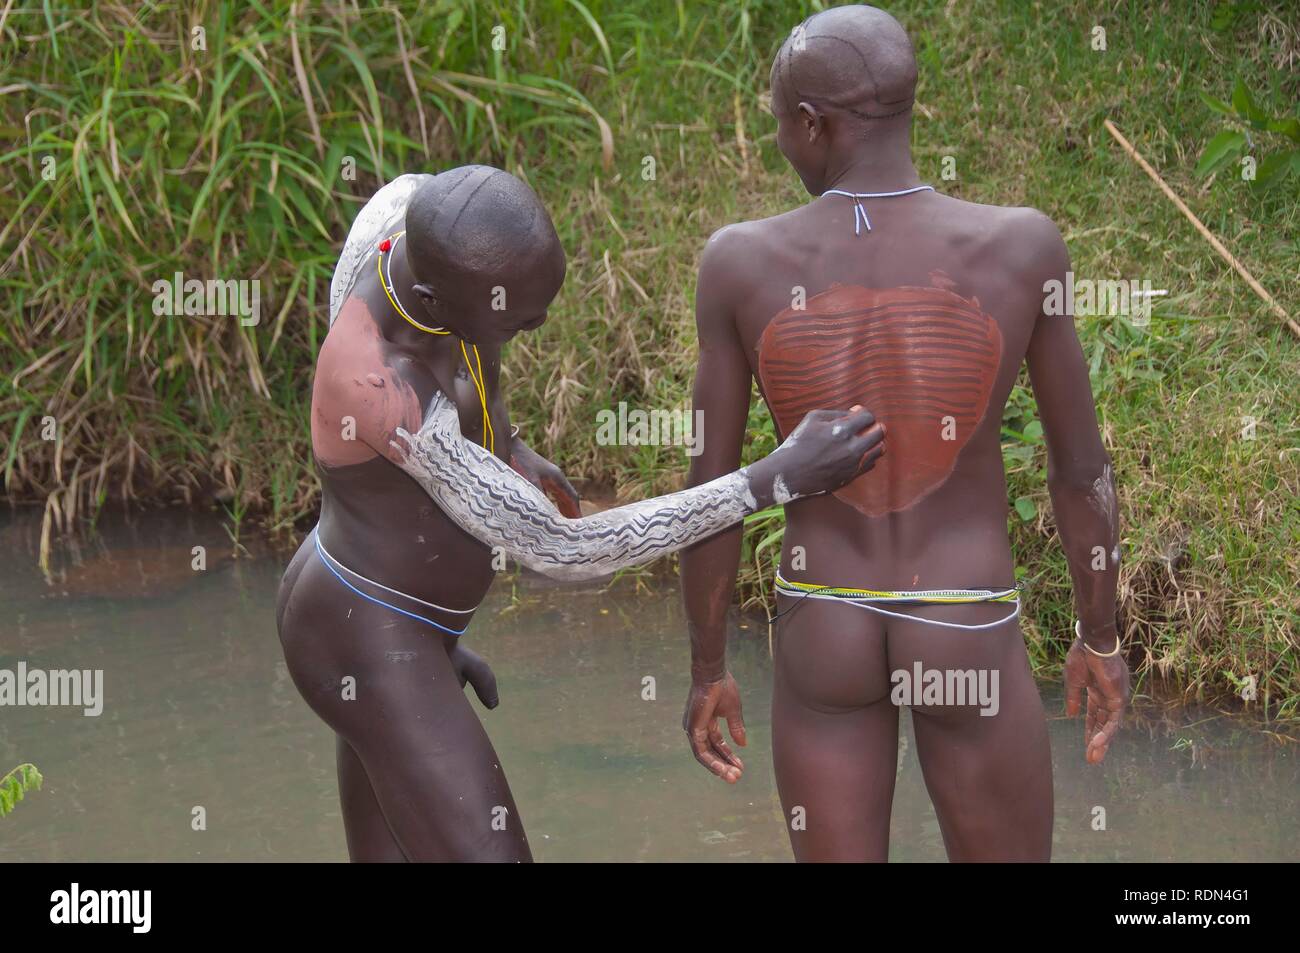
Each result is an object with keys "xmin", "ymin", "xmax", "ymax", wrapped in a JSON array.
[{"xmin": 276, "ymin": 165, "xmax": 886, "ymax": 863}]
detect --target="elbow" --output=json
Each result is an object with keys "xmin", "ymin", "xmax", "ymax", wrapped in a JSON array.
[
  {"xmin": 1047, "ymin": 454, "xmax": 1113, "ymax": 494},
  {"xmin": 514, "ymin": 550, "xmax": 612, "ymax": 583}
]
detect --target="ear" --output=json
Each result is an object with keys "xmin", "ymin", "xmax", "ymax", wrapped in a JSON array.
[{"xmin": 797, "ymin": 102, "xmax": 822, "ymax": 143}]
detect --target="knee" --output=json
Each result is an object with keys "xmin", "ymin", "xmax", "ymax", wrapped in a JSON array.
[{"xmin": 364, "ymin": 754, "xmax": 531, "ymax": 862}]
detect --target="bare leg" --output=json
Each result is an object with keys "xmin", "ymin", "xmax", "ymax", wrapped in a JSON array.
[
  {"xmin": 336, "ymin": 735, "xmax": 407, "ymax": 862},
  {"xmin": 771, "ymin": 598, "xmax": 898, "ymax": 862},
  {"xmin": 889, "ymin": 609, "xmax": 1053, "ymax": 861},
  {"xmin": 278, "ymin": 545, "xmax": 531, "ymax": 862}
]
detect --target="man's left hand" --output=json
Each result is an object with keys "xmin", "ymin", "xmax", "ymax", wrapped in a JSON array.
[{"xmin": 509, "ymin": 436, "xmax": 581, "ymax": 518}]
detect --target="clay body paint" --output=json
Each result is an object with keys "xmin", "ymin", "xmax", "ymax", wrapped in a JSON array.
[
  {"xmin": 758, "ymin": 284, "xmax": 1002, "ymax": 517},
  {"xmin": 311, "ymin": 297, "xmax": 423, "ymax": 468}
]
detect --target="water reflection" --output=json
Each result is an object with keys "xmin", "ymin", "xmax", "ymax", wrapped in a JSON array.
[{"xmin": 1, "ymin": 511, "xmax": 1295, "ymax": 861}]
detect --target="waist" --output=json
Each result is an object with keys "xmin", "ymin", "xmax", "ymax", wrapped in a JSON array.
[
  {"xmin": 314, "ymin": 529, "xmax": 484, "ymax": 625},
  {"xmin": 774, "ymin": 571, "xmax": 1018, "ymax": 605},
  {"xmin": 317, "ymin": 488, "xmax": 497, "ymax": 604},
  {"xmin": 780, "ymin": 515, "xmax": 1015, "ymax": 588}
]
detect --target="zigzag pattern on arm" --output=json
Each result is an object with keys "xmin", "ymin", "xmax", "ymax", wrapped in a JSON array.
[{"xmin": 394, "ymin": 391, "xmax": 752, "ymax": 581}]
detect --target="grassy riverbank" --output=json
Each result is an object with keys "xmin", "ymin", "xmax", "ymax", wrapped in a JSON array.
[{"xmin": 2, "ymin": 1, "xmax": 1296, "ymax": 717}]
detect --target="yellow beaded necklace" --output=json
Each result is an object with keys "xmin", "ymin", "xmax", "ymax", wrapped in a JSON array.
[{"xmin": 377, "ymin": 231, "xmax": 495, "ymax": 454}]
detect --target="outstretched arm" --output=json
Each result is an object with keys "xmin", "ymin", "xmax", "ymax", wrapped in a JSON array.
[
  {"xmin": 391, "ymin": 390, "xmax": 881, "ymax": 582},
  {"xmin": 1023, "ymin": 211, "xmax": 1129, "ymax": 764}
]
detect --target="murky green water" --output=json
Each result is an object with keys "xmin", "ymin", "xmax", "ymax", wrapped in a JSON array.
[{"xmin": 1, "ymin": 511, "xmax": 1296, "ymax": 861}]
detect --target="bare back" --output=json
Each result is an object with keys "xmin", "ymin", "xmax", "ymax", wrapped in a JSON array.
[{"xmin": 716, "ymin": 190, "xmax": 1053, "ymax": 589}]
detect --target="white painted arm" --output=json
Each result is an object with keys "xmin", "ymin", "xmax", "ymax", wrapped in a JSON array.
[{"xmin": 391, "ymin": 391, "xmax": 763, "ymax": 581}]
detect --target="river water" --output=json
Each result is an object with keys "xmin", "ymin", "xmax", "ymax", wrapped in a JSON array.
[{"xmin": 1, "ymin": 510, "xmax": 1295, "ymax": 861}]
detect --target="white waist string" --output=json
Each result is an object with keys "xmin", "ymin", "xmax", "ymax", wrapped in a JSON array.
[
  {"xmin": 822, "ymin": 185, "xmax": 935, "ymax": 235},
  {"xmin": 793, "ymin": 588, "xmax": 1021, "ymax": 631},
  {"xmin": 315, "ymin": 529, "xmax": 480, "ymax": 615}
]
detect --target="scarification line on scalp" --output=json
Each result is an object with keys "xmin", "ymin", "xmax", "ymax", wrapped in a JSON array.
[
  {"xmin": 424, "ymin": 166, "xmax": 477, "ymax": 231},
  {"xmin": 801, "ymin": 33, "xmax": 881, "ymax": 106},
  {"xmin": 446, "ymin": 169, "xmax": 501, "ymax": 234},
  {"xmin": 779, "ymin": 16, "xmax": 915, "ymax": 119}
]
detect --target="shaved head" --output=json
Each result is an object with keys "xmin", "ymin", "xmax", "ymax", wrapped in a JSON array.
[
  {"xmin": 399, "ymin": 165, "xmax": 566, "ymax": 345},
  {"xmin": 771, "ymin": 5, "xmax": 917, "ymax": 122},
  {"xmin": 405, "ymin": 165, "xmax": 563, "ymax": 288}
]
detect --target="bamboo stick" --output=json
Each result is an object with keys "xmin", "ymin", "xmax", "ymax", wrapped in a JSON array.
[{"xmin": 1103, "ymin": 119, "xmax": 1300, "ymax": 340}]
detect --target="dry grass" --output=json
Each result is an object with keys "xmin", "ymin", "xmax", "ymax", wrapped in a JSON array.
[{"xmin": 1, "ymin": 0, "xmax": 1296, "ymax": 716}]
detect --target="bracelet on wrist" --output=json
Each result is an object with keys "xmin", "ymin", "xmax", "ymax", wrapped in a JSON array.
[{"xmin": 1076, "ymin": 619, "xmax": 1121, "ymax": 657}]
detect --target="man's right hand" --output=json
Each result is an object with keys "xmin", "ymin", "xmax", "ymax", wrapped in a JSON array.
[
  {"xmin": 749, "ymin": 405, "xmax": 885, "ymax": 507},
  {"xmin": 683, "ymin": 672, "xmax": 747, "ymax": 784},
  {"xmin": 1064, "ymin": 634, "xmax": 1129, "ymax": 764}
]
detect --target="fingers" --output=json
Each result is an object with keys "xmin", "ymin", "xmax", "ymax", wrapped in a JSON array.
[
  {"xmin": 1064, "ymin": 646, "xmax": 1086, "ymax": 717},
  {"xmin": 689, "ymin": 726, "xmax": 742, "ymax": 783},
  {"xmin": 851, "ymin": 425, "xmax": 887, "ymax": 467},
  {"xmin": 1106, "ymin": 658, "xmax": 1132, "ymax": 708},
  {"xmin": 1065, "ymin": 680, "xmax": 1082, "ymax": 718},
  {"xmin": 707, "ymin": 721, "xmax": 743, "ymax": 774},
  {"xmin": 1086, "ymin": 666, "xmax": 1128, "ymax": 763},
  {"xmin": 1065, "ymin": 641, "xmax": 1125, "ymax": 764},
  {"xmin": 851, "ymin": 420, "xmax": 886, "ymax": 448},
  {"xmin": 388, "ymin": 432, "xmax": 412, "ymax": 462},
  {"xmin": 849, "ymin": 423, "xmax": 886, "ymax": 453},
  {"xmin": 541, "ymin": 474, "xmax": 582, "ymax": 519},
  {"xmin": 836, "ymin": 408, "xmax": 877, "ymax": 435},
  {"xmin": 1086, "ymin": 692, "xmax": 1100, "ymax": 747},
  {"xmin": 724, "ymin": 706, "xmax": 748, "ymax": 749},
  {"xmin": 850, "ymin": 436, "xmax": 887, "ymax": 476},
  {"xmin": 1087, "ymin": 704, "xmax": 1124, "ymax": 764}
]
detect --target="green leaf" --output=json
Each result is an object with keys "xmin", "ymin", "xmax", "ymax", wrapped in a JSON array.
[
  {"xmin": 3, "ymin": 406, "xmax": 32, "ymax": 490},
  {"xmin": 279, "ymin": 178, "xmax": 332, "ymax": 241},
  {"xmin": 93, "ymin": 156, "xmax": 144, "ymax": 245},
  {"xmin": 1210, "ymin": 7, "xmax": 1232, "ymax": 32},
  {"xmin": 0, "ymin": 763, "xmax": 42, "ymax": 818},
  {"xmin": 1002, "ymin": 443, "xmax": 1035, "ymax": 466},
  {"xmin": 1014, "ymin": 497, "xmax": 1038, "ymax": 522},
  {"xmin": 1231, "ymin": 79, "xmax": 1269, "ymax": 127},
  {"xmin": 564, "ymin": 0, "xmax": 616, "ymax": 76},
  {"xmin": 742, "ymin": 506, "xmax": 781, "ymax": 525},
  {"xmin": 1195, "ymin": 130, "xmax": 1247, "ymax": 177},
  {"xmin": 1199, "ymin": 91, "xmax": 1233, "ymax": 116},
  {"xmin": 1252, "ymin": 150, "xmax": 1296, "ymax": 189},
  {"xmin": 1266, "ymin": 116, "xmax": 1300, "ymax": 143}
]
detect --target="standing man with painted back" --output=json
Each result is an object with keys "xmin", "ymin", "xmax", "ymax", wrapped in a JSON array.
[{"xmin": 680, "ymin": 5, "xmax": 1130, "ymax": 861}]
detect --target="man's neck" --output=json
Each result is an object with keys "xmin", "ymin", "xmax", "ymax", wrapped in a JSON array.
[
  {"xmin": 378, "ymin": 241, "xmax": 459, "ymax": 357},
  {"xmin": 823, "ymin": 152, "xmax": 922, "ymax": 195},
  {"xmin": 821, "ymin": 120, "xmax": 921, "ymax": 194}
]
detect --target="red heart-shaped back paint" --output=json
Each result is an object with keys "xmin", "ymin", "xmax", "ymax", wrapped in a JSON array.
[{"xmin": 758, "ymin": 284, "xmax": 1002, "ymax": 517}]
